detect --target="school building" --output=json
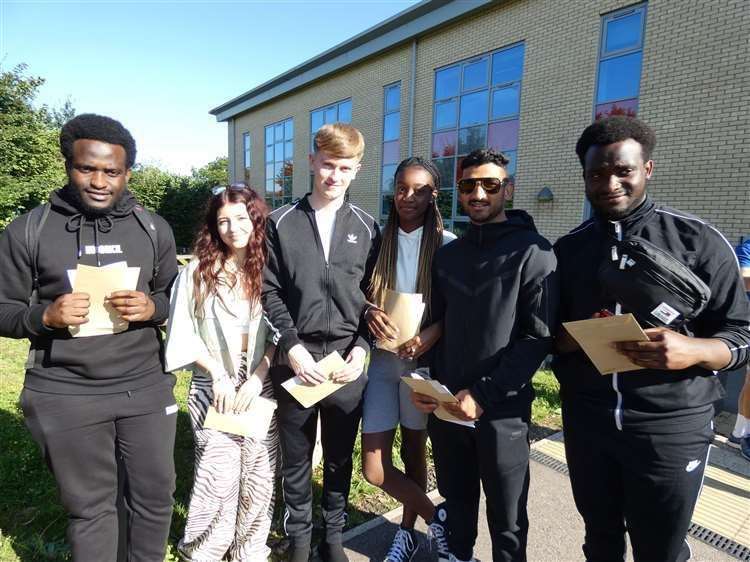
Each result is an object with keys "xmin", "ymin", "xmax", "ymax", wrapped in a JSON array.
[{"xmin": 209, "ymin": 0, "xmax": 748, "ymax": 245}]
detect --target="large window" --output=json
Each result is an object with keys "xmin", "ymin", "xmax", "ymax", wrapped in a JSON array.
[
  {"xmin": 594, "ymin": 4, "xmax": 647, "ymax": 119},
  {"xmin": 242, "ymin": 132, "xmax": 251, "ymax": 169},
  {"xmin": 431, "ymin": 43, "xmax": 525, "ymax": 234},
  {"xmin": 309, "ymin": 98, "xmax": 353, "ymax": 191},
  {"xmin": 310, "ymin": 98, "xmax": 352, "ymax": 148},
  {"xmin": 380, "ymin": 83, "xmax": 401, "ymax": 222},
  {"xmin": 264, "ymin": 118, "xmax": 294, "ymax": 209}
]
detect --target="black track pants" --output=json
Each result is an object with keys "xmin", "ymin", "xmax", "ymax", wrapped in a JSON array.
[
  {"xmin": 272, "ymin": 357, "xmax": 366, "ymax": 545},
  {"xmin": 21, "ymin": 382, "xmax": 177, "ymax": 562},
  {"xmin": 562, "ymin": 408, "xmax": 713, "ymax": 562},
  {"xmin": 428, "ymin": 414, "xmax": 531, "ymax": 562}
]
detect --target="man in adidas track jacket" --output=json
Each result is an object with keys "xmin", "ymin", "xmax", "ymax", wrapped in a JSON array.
[
  {"xmin": 262, "ymin": 123, "xmax": 380, "ymax": 562},
  {"xmin": 553, "ymin": 116, "xmax": 750, "ymax": 562}
]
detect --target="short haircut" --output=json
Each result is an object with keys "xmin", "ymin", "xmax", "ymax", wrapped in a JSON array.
[
  {"xmin": 313, "ymin": 123, "xmax": 365, "ymax": 160},
  {"xmin": 60, "ymin": 113, "xmax": 137, "ymax": 169},
  {"xmin": 575, "ymin": 115, "xmax": 656, "ymax": 167},
  {"xmin": 460, "ymin": 148, "xmax": 509, "ymax": 171}
]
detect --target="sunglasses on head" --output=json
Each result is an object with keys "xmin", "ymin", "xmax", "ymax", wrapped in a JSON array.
[
  {"xmin": 211, "ymin": 183, "xmax": 248, "ymax": 196},
  {"xmin": 457, "ymin": 177, "xmax": 511, "ymax": 195}
]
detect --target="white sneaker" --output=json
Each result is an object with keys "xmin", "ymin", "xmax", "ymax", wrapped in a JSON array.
[{"xmin": 384, "ymin": 528, "xmax": 418, "ymax": 562}]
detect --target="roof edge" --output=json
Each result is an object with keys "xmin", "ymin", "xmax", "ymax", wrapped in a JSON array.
[{"xmin": 210, "ymin": 0, "xmax": 494, "ymax": 122}]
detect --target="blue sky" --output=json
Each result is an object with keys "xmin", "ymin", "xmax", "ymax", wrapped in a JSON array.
[{"xmin": 1, "ymin": 0, "xmax": 417, "ymax": 174}]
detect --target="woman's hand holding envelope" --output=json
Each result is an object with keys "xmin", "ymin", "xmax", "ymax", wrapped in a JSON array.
[{"xmin": 366, "ymin": 306, "xmax": 399, "ymax": 342}]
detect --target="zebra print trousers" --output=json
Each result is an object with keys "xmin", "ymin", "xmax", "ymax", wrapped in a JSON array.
[{"xmin": 178, "ymin": 358, "xmax": 278, "ymax": 562}]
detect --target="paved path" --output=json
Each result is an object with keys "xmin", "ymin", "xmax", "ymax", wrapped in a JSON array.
[{"xmin": 342, "ymin": 437, "xmax": 739, "ymax": 562}]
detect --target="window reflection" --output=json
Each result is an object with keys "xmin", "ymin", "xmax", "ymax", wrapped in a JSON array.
[
  {"xmin": 265, "ymin": 117, "xmax": 294, "ymax": 209},
  {"xmin": 596, "ymin": 51, "xmax": 643, "ymax": 103},
  {"xmin": 432, "ymin": 43, "xmax": 524, "ymax": 226}
]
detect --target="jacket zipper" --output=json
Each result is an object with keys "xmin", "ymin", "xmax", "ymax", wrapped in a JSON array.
[
  {"xmin": 612, "ymin": 220, "xmax": 624, "ymax": 431},
  {"xmin": 323, "ymin": 215, "xmax": 337, "ymax": 357}
]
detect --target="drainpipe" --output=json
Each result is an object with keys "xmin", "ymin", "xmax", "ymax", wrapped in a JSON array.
[{"xmin": 407, "ymin": 38, "xmax": 417, "ymax": 157}]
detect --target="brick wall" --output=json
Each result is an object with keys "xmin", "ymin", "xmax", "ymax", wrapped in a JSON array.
[{"xmin": 227, "ymin": 0, "xmax": 749, "ymax": 243}]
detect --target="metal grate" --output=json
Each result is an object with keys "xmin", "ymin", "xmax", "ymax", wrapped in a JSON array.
[
  {"xmin": 529, "ymin": 448, "xmax": 569, "ymax": 475},
  {"xmin": 530, "ymin": 447, "xmax": 750, "ymax": 561},
  {"xmin": 688, "ymin": 524, "xmax": 750, "ymax": 561}
]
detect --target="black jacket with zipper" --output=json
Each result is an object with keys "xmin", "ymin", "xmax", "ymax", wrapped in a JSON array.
[
  {"xmin": 262, "ymin": 195, "xmax": 381, "ymax": 364},
  {"xmin": 430, "ymin": 210, "xmax": 559, "ymax": 418},
  {"xmin": 552, "ymin": 197, "xmax": 750, "ymax": 433},
  {"xmin": 0, "ymin": 187, "xmax": 178, "ymax": 394}
]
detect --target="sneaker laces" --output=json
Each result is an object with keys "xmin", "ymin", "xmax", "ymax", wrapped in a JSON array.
[
  {"xmin": 385, "ymin": 529, "xmax": 414, "ymax": 562},
  {"xmin": 428, "ymin": 521, "xmax": 449, "ymax": 555}
]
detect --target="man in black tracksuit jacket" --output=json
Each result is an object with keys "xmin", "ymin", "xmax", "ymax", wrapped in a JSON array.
[
  {"xmin": 0, "ymin": 114, "xmax": 178, "ymax": 561},
  {"xmin": 553, "ymin": 116, "xmax": 750, "ymax": 562},
  {"xmin": 262, "ymin": 123, "xmax": 380, "ymax": 562},
  {"xmin": 414, "ymin": 148, "xmax": 558, "ymax": 562}
]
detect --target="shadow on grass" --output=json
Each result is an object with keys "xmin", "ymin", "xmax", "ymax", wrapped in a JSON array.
[
  {"xmin": 0, "ymin": 404, "xmax": 196, "ymax": 562},
  {"xmin": 0, "ymin": 405, "xmax": 69, "ymax": 562}
]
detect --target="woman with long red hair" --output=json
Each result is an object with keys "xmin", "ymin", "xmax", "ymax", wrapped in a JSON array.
[{"xmin": 165, "ymin": 184, "xmax": 277, "ymax": 561}]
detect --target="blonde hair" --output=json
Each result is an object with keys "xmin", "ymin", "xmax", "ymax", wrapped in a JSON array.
[{"xmin": 314, "ymin": 123, "xmax": 365, "ymax": 160}]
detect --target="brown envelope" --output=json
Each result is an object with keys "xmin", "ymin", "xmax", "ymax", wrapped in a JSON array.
[
  {"xmin": 281, "ymin": 351, "xmax": 350, "ymax": 408},
  {"xmin": 203, "ymin": 396, "xmax": 277, "ymax": 438},
  {"xmin": 562, "ymin": 313, "xmax": 649, "ymax": 375},
  {"xmin": 376, "ymin": 290, "xmax": 425, "ymax": 352}
]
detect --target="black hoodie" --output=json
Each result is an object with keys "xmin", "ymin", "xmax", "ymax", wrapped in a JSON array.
[
  {"xmin": 0, "ymin": 187, "xmax": 178, "ymax": 394},
  {"xmin": 430, "ymin": 210, "xmax": 559, "ymax": 418}
]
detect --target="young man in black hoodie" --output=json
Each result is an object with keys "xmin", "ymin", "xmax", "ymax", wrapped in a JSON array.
[
  {"xmin": 0, "ymin": 114, "xmax": 178, "ymax": 561},
  {"xmin": 412, "ymin": 148, "xmax": 558, "ymax": 562},
  {"xmin": 553, "ymin": 116, "xmax": 750, "ymax": 561},
  {"xmin": 262, "ymin": 123, "xmax": 380, "ymax": 562}
]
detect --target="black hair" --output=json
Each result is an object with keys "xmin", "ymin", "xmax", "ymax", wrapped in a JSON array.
[
  {"xmin": 460, "ymin": 148, "xmax": 509, "ymax": 171},
  {"xmin": 60, "ymin": 113, "xmax": 137, "ymax": 169},
  {"xmin": 575, "ymin": 115, "xmax": 656, "ymax": 167},
  {"xmin": 394, "ymin": 156, "xmax": 441, "ymax": 189}
]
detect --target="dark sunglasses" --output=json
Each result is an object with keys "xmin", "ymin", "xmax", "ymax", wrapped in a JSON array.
[
  {"xmin": 211, "ymin": 183, "xmax": 248, "ymax": 195},
  {"xmin": 457, "ymin": 177, "xmax": 511, "ymax": 195}
]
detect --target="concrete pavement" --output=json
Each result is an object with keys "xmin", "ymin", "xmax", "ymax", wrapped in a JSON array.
[{"xmin": 341, "ymin": 432, "xmax": 741, "ymax": 562}]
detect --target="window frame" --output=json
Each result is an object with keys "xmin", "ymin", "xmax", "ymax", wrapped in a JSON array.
[
  {"xmin": 430, "ymin": 42, "xmax": 525, "ymax": 231},
  {"xmin": 264, "ymin": 117, "xmax": 294, "ymax": 210},
  {"xmin": 380, "ymin": 82, "xmax": 401, "ymax": 222},
  {"xmin": 242, "ymin": 132, "xmax": 251, "ymax": 169}
]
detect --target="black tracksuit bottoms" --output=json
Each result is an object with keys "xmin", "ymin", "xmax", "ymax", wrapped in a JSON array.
[
  {"xmin": 562, "ymin": 406, "xmax": 713, "ymax": 562},
  {"xmin": 271, "ymin": 350, "xmax": 366, "ymax": 546},
  {"xmin": 428, "ymin": 412, "xmax": 531, "ymax": 562},
  {"xmin": 20, "ymin": 380, "xmax": 177, "ymax": 562}
]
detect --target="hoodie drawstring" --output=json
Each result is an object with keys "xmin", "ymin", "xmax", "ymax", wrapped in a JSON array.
[{"xmin": 66, "ymin": 214, "xmax": 113, "ymax": 266}]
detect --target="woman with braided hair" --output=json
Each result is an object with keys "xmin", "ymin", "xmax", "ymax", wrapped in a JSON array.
[{"xmin": 361, "ymin": 157, "xmax": 456, "ymax": 562}]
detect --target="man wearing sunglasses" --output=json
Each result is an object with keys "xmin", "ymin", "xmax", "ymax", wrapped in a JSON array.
[{"xmin": 411, "ymin": 148, "xmax": 558, "ymax": 562}]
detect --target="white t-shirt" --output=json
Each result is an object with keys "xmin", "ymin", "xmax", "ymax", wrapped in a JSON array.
[
  {"xmin": 315, "ymin": 206, "xmax": 338, "ymax": 263},
  {"xmin": 395, "ymin": 227, "xmax": 457, "ymax": 294}
]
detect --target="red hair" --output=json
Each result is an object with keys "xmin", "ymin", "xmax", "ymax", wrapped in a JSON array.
[{"xmin": 191, "ymin": 184, "xmax": 268, "ymax": 315}]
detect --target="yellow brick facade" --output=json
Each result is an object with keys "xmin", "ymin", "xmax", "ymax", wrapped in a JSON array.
[{"xmin": 227, "ymin": 0, "xmax": 749, "ymax": 243}]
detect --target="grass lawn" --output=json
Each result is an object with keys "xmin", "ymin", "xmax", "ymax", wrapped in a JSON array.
[{"xmin": 0, "ymin": 337, "xmax": 561, "ymax": 561}]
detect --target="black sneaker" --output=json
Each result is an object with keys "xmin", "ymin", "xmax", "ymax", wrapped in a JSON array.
[
  {"xmin": 318, "ymin": 541, "xmax": 349, "ymax": 562},
  {"xmin": 384, "ymin": 528, "xmax": 419, "ymax": 562},
  {"xmin": 289, "ymin": 538, "xmax": 311, "ymax": 562},
  {"xmin": 428, "ymin": 503, "xmax": 451, "ymax": 562}
]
